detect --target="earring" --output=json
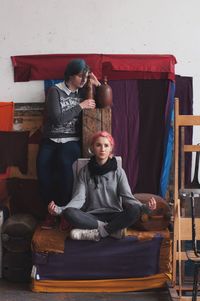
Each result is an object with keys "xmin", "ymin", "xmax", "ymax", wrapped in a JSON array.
[{"xmin": 88, "ymin": 148, "xmax": 94, "ymax": 156}]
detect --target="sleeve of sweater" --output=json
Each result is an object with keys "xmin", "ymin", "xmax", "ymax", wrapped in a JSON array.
[
  {"xmin": 117, "ymin": 168, "xmax": 142, "ymax": 206},
  {"xmin": 118, "ymin": 167, "xmax": 151, "ymax": 214},
  {"xmin": 47, "ymin": 87, "xmax": 82, "ymax": 125}
]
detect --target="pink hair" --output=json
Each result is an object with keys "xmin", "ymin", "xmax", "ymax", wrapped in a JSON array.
[{"xmin": 90, "ymin": 131, "xmax": 115, "ymax": 149}]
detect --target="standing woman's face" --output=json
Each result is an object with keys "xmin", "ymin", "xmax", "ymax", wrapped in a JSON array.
[
  {"xmin": 69, "ymin": 71, "xmax": 89, "ymax": 89},
  {"xmin": 92, "ymin": 136, "xmax": 113, "ymax": 165}
]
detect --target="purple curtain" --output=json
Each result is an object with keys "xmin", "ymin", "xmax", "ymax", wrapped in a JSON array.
[
  {"xmin": 110, "ymin": 79, "xmax": 169, "ymax": 194},
  {"xmin": 135, "ymin": 80, "xmax": 169, "ymax": 194},
  {"xmin": 110, "ymin": 80, "xmax": 139, "ymax": 191},
  {"xmin": 175, "ymin": 75, "xmax": 193, "ymax": 186}
]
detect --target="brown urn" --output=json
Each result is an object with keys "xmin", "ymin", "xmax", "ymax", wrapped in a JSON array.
[{"xmin": 95, "ymin": 76, "xmax": 113, "ymax": 108}]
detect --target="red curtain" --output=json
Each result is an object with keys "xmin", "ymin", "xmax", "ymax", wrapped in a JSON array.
[
  {"xmin": 0, "ymin": 101, "xmax": 14, "ymax": 179},
  {"xmin": 11, "ymin": 54, "xmax": 177, "ymax": 82}
]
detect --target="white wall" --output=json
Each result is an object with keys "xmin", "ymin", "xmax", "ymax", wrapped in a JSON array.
[{"xmin": 1, "ymin": 0, "xmax": 200, "ymax": 144}]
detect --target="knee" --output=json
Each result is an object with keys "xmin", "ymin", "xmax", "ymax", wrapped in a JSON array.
[
  {"xmin": 125, "ymin": 203, "xmax": 141, "ymax": 221},
  {"xmin": 63, "ymin": 207, "xmax": 78, "ymax": 221},
  {"xmin": 37, "ymin": 155, "xmax": 51, "ymax": 170}
]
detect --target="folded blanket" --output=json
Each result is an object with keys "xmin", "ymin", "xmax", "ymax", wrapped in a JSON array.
[
  {"xmin": 32, "ymin": 226, "xmax": 69, "ymax": 254},
  {"xmin": 32, "ymin": 225, "xmax": 170, "ymax": 254}
]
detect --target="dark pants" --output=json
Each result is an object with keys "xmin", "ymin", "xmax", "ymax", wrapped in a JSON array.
[
  {"xmin": 63, "ymin": 203, "xmax": 141, "ymax": 234},
  {"xmin": 36, "ymin": 138, "xmax": 81, "ymax": 206}
]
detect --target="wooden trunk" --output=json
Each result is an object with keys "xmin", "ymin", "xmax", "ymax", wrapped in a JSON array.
[{"xmin": 82, "ymin": 108, "xmax": 112, "ymax": 158}]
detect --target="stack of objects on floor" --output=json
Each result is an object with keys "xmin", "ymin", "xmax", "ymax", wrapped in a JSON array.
[{"xmin": 1, "ymin": 213, "xmax": 37, "ymax": 282}]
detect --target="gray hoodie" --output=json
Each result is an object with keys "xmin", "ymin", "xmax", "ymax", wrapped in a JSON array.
[{"xmin": 59, "ymin": 164, "xmax": 143, "ymax": 214}]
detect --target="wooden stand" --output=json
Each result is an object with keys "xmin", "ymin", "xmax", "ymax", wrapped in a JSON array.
[
  {"xmin": 169, "ymin": 98, "xmax": 200, "ymax": 300},
  {"xmin": 82, "ymin": 108, "xmax": 111, "ymax": 157}
]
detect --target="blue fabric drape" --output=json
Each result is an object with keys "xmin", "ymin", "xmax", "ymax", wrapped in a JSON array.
[{"xmin": 159, "ymin": 81, "xmax": 175, "ymax": 197}]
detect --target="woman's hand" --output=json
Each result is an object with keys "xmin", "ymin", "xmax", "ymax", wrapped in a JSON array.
[
  {"xmin": 79, "ymin": 99, "xmax": 96, "ymax": 110},
  {"xmin": 89, "ymin": 72, "xmax": 101, "ymax": 87},
  {"xmin": 148, "ymin": 197, "xmax": 157, "ymax": 210},
  {"xmin": 48, "ymin": 201, "xmax": 61, "ymax": 216}
]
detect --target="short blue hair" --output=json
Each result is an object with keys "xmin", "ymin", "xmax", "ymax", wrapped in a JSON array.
[{"xmin": 64, "ymin": 59, "xmax": 89, "ymax": 81}]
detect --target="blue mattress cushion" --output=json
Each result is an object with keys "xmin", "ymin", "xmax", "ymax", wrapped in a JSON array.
[{"xmin": 32, "ymin": 235, "xmax": 163, "ymax": 280}]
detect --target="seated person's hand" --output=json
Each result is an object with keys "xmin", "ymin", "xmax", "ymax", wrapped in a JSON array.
[
  {"xmin": 148, "ymin": 197, "xmax": 156, "ymax": 210},
  {"xmin": 140, "ymin": 197, "xmax": 157, "ymax": 223},
  {"xmin": 48, "ymin": 201, "xmax": 62, "ymax": 216}
]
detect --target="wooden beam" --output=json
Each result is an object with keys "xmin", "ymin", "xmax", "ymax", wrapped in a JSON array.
[
  {"xmin": 176, "ymin": 115, "xmax": 200, "ymax": 126},
  {"xmin": 184, "ymin": 145, "xmax": 200, "ymax": 152},
  {"xmin": 175, "ymin": 251, "xmax": 188, "ymax": 261},
  {"xmin": 179, "ymin": 218, "xmax": 200, "ymax": 240},
  {"xmin": 179, "ymin": 297, "xmax": 200, "ymax": 301}
]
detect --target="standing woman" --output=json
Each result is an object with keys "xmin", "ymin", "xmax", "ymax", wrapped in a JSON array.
[
  {"xmin": 37, "ymin": 59, "xmax": 100, "ymax": 230},
  {"xmin": 48, "ymin": 131, "xmax": 156, "ymax": 240}
]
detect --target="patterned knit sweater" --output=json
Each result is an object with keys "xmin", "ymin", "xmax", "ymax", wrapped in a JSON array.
[{"xmin": 42, "ymin": 81, "xmax": 83, "ymax": 139}]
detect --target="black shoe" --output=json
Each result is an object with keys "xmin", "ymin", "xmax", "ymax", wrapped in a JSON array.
[{"xmin": 110, "ymin": 229, "xmax": 125, "ymax": 239}]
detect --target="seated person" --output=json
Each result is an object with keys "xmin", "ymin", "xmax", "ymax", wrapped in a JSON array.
[{"xmin": 48, "ymin": 131, "xmax": 156, "ymax": 241}]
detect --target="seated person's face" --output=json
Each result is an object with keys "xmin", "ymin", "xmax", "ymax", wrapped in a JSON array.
[{"xmin": 92, "ymin": 137, "xmax": 113, "ymax": 163}]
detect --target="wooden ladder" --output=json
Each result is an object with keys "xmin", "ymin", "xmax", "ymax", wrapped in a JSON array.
[{"xmin": 170, "ymin": 98, "xmax": 200, "ymax": 300}]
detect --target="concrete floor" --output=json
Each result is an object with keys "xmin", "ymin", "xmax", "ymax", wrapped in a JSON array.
[{"xmin": 0, "ymin": 279, "xmax": 171, "ymax": 301}]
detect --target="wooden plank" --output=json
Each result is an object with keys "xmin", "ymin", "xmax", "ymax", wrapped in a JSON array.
[
  {"xmin": 179, "ymin": 217, "xmax": 200, "ymax": 240},
  {"xmin": 175, "ymin": 284, "xmax": 199, "ymax": 291},
  {"xmin": 177, "ymin": 115, "xmax": 200, "ymax": 126},
  {"xmin": 82, "ymin": 108, "xmax": 111, "ymax": 157},
  {"xmin": 101, "ymin": 107, "xmax": 112, "ymax": 134},
  {"xmin": 8, "ymin": 104, "xmax": 43, "ymax": 179},
  {"xmin": 169, "ymin": 285, "xmax": 200, "ymax": 301},
  {"xmin": 9, "ymin": 144, "xmax": 39, "ymax": 179},
  {"xmin": 180, "ymin": 297, "xmax": 200, "ymax": 301},
  {"xmin": 167, "ymin": 285, "xmax": 180, "ymax": 301},
  {"xmin": 13, "ymin": 115, "xmax": 43, "ymax": 134},
  {"xmin": 173, "ymin": 98, "xmax": 180, "ymax": 283},
  {"xmin": 184, "ymin": 145, "xmax": 200, "ymax": 152},
  {"xmin": 180, "ymin": 127, "xmax": 185, "ymax": 189},
  {"xmin": 175, "ymin": 252, "xmax": 188, "ymax": 261},
  {"xmin": 82, "ymin": 109, "xmax": 101, "ymax": 157}
]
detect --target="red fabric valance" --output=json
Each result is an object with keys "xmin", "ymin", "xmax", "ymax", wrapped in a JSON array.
[
  {"xmin": 11, "ymin": 54, "xmax": 177, "ymax": 82},
  {"xmin": 11, "ymin": 54, "xmax": 102, "ymax": 82},
  {"xmin": 102, "ymin": 54, "xmax": 177, "ymax": 81}
]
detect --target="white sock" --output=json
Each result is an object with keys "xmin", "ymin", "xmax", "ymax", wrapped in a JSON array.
[{"xmin": 97, "ymin": 220, "xmax": 109, "ymax": 238}]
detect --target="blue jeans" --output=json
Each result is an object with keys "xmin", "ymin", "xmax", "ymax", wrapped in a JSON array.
[{"xmin": 36, "ymin": 138, "xmax": 81, "ymax": 206}]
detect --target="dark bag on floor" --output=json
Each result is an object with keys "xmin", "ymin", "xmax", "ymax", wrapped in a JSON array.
[{"xmin": 1, "ymin": 213, "xmax": 37, "ymax": 252}]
